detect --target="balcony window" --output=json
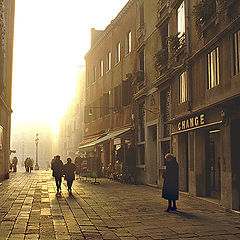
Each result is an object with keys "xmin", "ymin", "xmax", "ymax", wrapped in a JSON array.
[
  {"xmin": 177, "ymin": 1, "xmax": 185, "ymax": 37},
  {"xmin": 100, "ymin": 60, "xmax": 104, "ymax": 77},
  {"xmin": 115, "ymin": 42, "xmax": 121, "ymax": 64},
  {"xmin": 233, "ymin": 30, "xmax": 240, "ymax": 76},
  {"xmin": 93, "ymin": 66, "xmax": 96, "ymax": 83},
  {"xmin": 107, "ymin": 52, "xmax": 111, "ymax": 71},
  {"xmin": 207, "ymin": 47, "xmax": 220, "ymax": 89},
  {"xmin": 126, "ymin": 31, "xmax": 132, "ymax": 55}
]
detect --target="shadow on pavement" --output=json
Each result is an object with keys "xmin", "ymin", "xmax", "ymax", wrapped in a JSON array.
[{"xmin": 170, "ymin": 210, "xmax": 206, "ymax": 220}]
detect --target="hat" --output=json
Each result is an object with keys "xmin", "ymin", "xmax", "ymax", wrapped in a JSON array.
[{"xmin": 165, "ymin": 153, "xmax": 174, "ymax": 160}]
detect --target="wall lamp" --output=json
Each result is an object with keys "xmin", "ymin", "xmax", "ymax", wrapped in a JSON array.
[{"xmin": 143, "ymin": 107, "xmax": 160, "ymax": 115}]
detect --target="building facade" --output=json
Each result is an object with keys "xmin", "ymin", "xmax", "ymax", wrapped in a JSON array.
[
  {"xmin": 0, "ymin": 0, "xmax": 15, "ymax": 180},
  {"xmin": 83, "ymin": 0, "xmax": 137, "ymax": 178},
  {"xmin": 133, "ymin": 0, "xmax": 240, "ymax": 211}
]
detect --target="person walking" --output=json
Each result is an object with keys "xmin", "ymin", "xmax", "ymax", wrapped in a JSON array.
[
  {"xmin": 51, "ymin": 155, "xmax": 64, "ymax": 194},
  {"xmin": 162, "ymin": 153, "xmax": 179, "ymax": 212},
  {"xmin": 63, "ymin": 158, "xmax": 76, "ymax": 194},
  {"xmin": 12, "ymin": 157, "xmax": 18, "ymax": 172}
]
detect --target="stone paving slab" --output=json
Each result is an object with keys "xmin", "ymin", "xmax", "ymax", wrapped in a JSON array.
[{"xmin": 0, "ymin": 171, "xmax": 239, "ymax": 240}]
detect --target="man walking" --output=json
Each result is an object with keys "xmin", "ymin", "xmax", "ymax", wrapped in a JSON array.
[
  {"xmin": 51, "ymin": 155, "xmax": 64, "ymax": 194},
  {"xmin": 63, "ymin": 158, "xmax": 76, "ymax": 194}
]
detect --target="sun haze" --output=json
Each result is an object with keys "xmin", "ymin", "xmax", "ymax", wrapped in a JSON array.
[{"xmin": 11, "ymin": 0, "xmax": 129, "ymax": 134}]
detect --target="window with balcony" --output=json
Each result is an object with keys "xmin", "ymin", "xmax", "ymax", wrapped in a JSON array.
[
  {"xmin": 107, "ymin": 52, "xmax": 112, "ymax": 71},
  {"xmin": 207, "ymin": 47, "xmax": 220, "ymax": 89},
  {"xmin": 233, "ymin": 30, "xmax": 240, "ymax": 76},
  {"xmin": 126, "ymin": 31, "xmax": 132, "ymax": 55},
  {"xmin": 179, "ymin": 71, "xmax": 188, "ymax": 103},
  {"xmin": 115, "ymin": 42, "xmax": 121, "ymax": 64},
  {"xmin": 100, "ymin": 60, "xmax": 104, "ymax": 77}
]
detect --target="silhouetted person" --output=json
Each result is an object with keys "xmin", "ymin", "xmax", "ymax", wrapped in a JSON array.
[
  {"xmin": 162, "ymin": 153, "xmax": 179, "ymax": 212},
  {"xmin": 12, "ymin": 157, "xmax": 18, "ymax": 172},
  {"xmin": 25, "ymin": 157, "xmax": 33, "ymax": 172},
  {"xmin": 51, "ymin": 155, "xmax": 64, "ymax": 194},
  {"xmin": 63, "ymin": 158, "xmax": 76, "ymax": 194}
]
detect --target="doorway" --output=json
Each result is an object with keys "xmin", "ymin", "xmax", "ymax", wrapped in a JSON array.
[
  {"xmin": 147, "ymin": 124, "xmax": 157, "ymax": 185},
  {"xmin": 206, "ymin": 129, "xmax": 221, "ymax": 199},
  {"xmin": 231, "ymin": 119, "xmax": 240, "ymax": 211}
]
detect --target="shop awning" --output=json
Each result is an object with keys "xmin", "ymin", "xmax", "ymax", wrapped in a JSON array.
[
  {"xmin": 78, "ymin": 127, "xmax": 132, "ymax": 153},
  {"xmin": 79, "ymin": 135, "xmax": 103, "ymax": 147}
]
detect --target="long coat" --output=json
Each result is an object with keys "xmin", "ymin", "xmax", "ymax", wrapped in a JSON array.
[
  {"xmin": 51, "ymin": 159, "xmax": 64, "ymax": 178},
  {"xmin": 63, "ymin": 162, "xmax": 76, "ymax": 181},
  {"xmin": 162, "ymin": 158, "xmax": 179, "ymax": 200}
]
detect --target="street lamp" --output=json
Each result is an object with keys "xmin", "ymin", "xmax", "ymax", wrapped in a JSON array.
[{"xmin": 35, "ymin": 133, "xmax": 39, "ymax": 170}]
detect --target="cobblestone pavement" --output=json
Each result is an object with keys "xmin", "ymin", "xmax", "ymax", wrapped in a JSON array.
[{"xmin": 0, "ymin": 171, "xmax": 240, "ymax": 240}]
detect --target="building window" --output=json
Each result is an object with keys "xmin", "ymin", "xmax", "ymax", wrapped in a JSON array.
[
  {"xmin": 177, "ymin": 1, "xmax": 185, "ymax": 37},
  {"xmin": 87, "ymin": 71, "xmax": 90, "ymax": 87},
  {"xmin": 179, "ymin": 71, "xmax": 187, "ymax": 103},
  {"xmin": 107, "ymin": 52, "xmax": 111, "ymax": 71},
  {"xmin": 115, "ymin": 42, "xmax": 121, "ymax": 64},
  {"xmin": 138, "ymin": 144, "xmax": 145, "ymax": 165},
  {"xmin": 138, "ymin": 101, "xmax": 145, "ymax": 142},
  {"xmin": 233, "ymin": 30, "xmax": 240, "ymax": 76},
  {"xmin": 93, "ymin": 66, "xmax": 96, "ymax": 83},
  {"xmin": 126, "ymin": 31, "xmax": 132, "ymax": 55},
  {"xmin": 100, "ymin": 60, "xmax": 104, "ymax": 77},
  {"xmin": 122, "ymin": 77, "xmax": 132, "ymax": 106},
  {"xmin": 140, "ymin": 4, "xmax": 144, "ymax": 27},
  {"xmin": 161, "ymin": 88, "xmax": 171, "ymax": 138},
  {"xmin": 207, "ymin": 47, "xmax": 220, "ymax": 89},
  {"xmin": 103, "ymin": 92, "xmax": 110, "ymax": 115},
  {"xmin": 114, "ymin": 85, "xmax": 121, "ymax": 111}
]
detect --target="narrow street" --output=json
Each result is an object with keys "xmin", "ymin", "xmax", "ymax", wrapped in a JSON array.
[{"xmin": 0, "ymin": 171, "xmax": 240, "ymax": 240}]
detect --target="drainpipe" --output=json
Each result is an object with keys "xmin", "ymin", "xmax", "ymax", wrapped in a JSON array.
[{"xmin": 186, "ymin": 0, "xmax": 191, "ymax": 111}]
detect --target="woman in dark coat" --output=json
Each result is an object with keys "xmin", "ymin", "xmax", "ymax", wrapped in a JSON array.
[
  {"xmin": 63, "ymin": 158, "xmax": 76, "ymax": 194},
  {"xmin": 162, "ymin": 153, "xmax": 179, "ymax": 212}
]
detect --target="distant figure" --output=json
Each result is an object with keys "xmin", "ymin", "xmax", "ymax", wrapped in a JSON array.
[
  {"xmin": 12, "ymin": 157, "xmax": 18, "ymax": 172},
  {"xmin": 162, "ymin": 153, "xmax": 179, "ymax": 212},
  {"xmin": 51, "ymin": 155, "xmax": 64, "ymax": 194},
  {"xmin": 25, "ymin": 157, "xmax": 33, "ymax": 173},
  {"xmin": 63, "ymin": 158, "xmax": 76, "ymax": 194}
]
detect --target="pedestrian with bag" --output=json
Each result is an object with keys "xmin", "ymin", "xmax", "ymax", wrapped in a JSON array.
[
  {"xmin": 51, "ymin": 155, "xmax": 64, "ymax": 194},
  {"xmin": 162, "ymin": 153, "xmax": 179, "ymax": 212},
  {"xmin": 63, "ymin": 158, "xmax": 76, "ymax": 194}
]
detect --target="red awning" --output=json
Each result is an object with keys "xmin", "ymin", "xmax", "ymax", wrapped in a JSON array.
[{"xmin": 79, "ymin": 135, "xmax": 103, "ymax": 147}]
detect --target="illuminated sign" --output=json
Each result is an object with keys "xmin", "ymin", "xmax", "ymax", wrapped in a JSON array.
[{"xmin": 177, "ymin": 114, "xmax": 205, "ymax": 131}]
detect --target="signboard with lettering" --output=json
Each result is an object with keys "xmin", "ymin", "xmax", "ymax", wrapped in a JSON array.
[{"xmin": 177, "ymin": 114, "xmax": 205, "ymax": 132}]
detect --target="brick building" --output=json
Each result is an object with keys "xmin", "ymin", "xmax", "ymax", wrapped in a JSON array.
[
  {"xmin": 0, "ymin": 0, "xmax": 15, "ymax": 180},
  {"xmin": 82, "ymin": 0, "xmax": 137, "ymax": 178}
]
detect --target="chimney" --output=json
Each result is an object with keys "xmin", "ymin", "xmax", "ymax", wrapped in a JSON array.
[{"xmin": 91, "ymin": 28, "xmax": 104, "ymax": 48}]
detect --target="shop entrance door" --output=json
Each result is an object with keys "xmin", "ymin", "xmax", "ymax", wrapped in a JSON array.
[
  {"xmin": 231, "ymin": 119, "xmax": 240, "ymax": 211},
  {"xmin": 206, "ymin": 129, "xmax": 221, "ymax": 199}
]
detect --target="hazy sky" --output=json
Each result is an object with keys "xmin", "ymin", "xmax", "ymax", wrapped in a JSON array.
[{"xmin": 12, "ymin": 0, "xmax": 129, "ymax": 133}]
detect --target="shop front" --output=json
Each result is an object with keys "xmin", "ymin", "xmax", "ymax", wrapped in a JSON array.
[{"xmin": 171, "ymin": 110, "xmax": 223, "ymax": 200}]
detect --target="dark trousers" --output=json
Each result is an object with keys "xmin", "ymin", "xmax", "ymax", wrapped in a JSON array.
[
  {"xmin": 55, "ymin": 176, "xmax": 62, "ymax": 192},
  {"xmin": 67, "ymin": 180, "xmax": 73, "ymax": 191},
  {"xmin": 168, "ymin": 200, "xmax": 177, "ymax": 209}
]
